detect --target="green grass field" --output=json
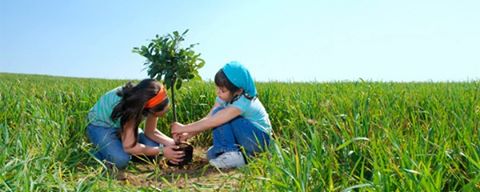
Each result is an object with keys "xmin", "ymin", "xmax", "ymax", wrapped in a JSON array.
[{"xmin": 1, "ymin": 73, "xmax": 479, "ymax": 191}]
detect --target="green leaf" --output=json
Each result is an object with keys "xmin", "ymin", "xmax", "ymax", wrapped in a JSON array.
[
  {"xmin": 197, "ymin": 58, "xmax": 205, "ymax": 68},
  {"xmin": 164, "ymin": 78, "xmax": 172, "ymax": 90},
  {"xmin": 175, "ymin": 80, "xmax": 182, "ymax": 90},
  {"xmin": 182, "ymin": 29, "xmax": 189, "ymax": 36},
  {"xmin": 133, "ymin": 30, "xmax": 205, "ymax": 90},
  {"xmin": 335, "ymin": 137, "xmax": 370, "ymax": 151}
]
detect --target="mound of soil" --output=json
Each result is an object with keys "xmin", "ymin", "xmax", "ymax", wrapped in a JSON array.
[{"xmin": 166, "ymin": 142, "xmax": 194, "ymax": 167}]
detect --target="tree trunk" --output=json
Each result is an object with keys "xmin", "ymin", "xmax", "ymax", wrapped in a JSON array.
[{"xmin": 170, "ymin": 81, "xmax": 177, "ymax": 122}]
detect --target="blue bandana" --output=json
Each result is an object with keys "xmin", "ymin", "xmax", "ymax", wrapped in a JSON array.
[{"xmin": 222, "ymin": 61, "xmax": 257, "ymax": 97}]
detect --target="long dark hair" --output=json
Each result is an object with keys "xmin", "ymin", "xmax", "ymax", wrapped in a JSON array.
[{"xmin": 111, "ymin": 79, "xmax": 169, "ymax": 145}]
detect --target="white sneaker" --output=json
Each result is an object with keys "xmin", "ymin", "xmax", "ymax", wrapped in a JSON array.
[{"xmin": 209, "ymin": 151, "xmax": 246, "ymax": 169}]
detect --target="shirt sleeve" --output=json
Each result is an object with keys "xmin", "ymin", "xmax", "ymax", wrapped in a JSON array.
[
  {"xmin": 216, "ymin": 96, "xmax": 226, "ymax": 106},
  {"xmin": 229, "ymin": 95, "xmax": 250, "ymax": 113}
]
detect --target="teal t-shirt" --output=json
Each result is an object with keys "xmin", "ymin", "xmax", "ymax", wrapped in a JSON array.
[
  {"xmin": 216, "ymin": 95, "xmax": 272, "ymax": 135},
  {"xmin": 88, "ymin": 87, "xmax": 122, "ymax": 128}
]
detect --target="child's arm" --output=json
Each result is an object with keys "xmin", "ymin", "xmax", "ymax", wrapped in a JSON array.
[
  {"xmin": 122, "ymin": 119, "xmax": 184, "ymax": 162},
  {"xmin": 206, "ymin": 102, "xmax": 221, "ymax": 117},
  {"xmin": 172, "ymin": 106, "xmax": 241, "ymax": 134},
  {"xmin": 183, "ymin": 102, "xmax": 221, "ymax": 137},
  {"xmin": 144, "ymin": 113, "xmax": 176, "ymax": 146},
  {"xmin": 121, "ymin": 119, "xmax": 163, "ymax": 156},
  {"xmin": 171, "ymin": 102, "xmax": 221, "ymax": 141}
]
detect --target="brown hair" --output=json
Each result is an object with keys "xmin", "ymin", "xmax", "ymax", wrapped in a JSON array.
[
  {"xmin": 214, "ymin": 69, "xmax": 240, "ymax": 93},
  {"xmin": 111, "ymin": 79, "xmax": 169, "ymax": 146}
]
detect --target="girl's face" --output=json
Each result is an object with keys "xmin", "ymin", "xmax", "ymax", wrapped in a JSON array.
[
  {"xmin": 216, "ymin": 86, "xmax": 234, "ymax": 102},
  {"xmin": 152, "ymin": 104, "xmax": 170, "ymax": 117},
  {"xmin": 216, "ymin": 86, "xmax": 243, "ymax": 102}
]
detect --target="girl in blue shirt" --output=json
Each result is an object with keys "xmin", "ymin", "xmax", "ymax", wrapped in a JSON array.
[{"xmin": 171, "ymin": 61, "xmax": 272, "ymax": 169}]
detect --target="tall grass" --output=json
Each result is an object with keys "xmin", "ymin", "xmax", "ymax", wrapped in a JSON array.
[
  {"xmin": 243, "ymin": 81, "xmax": 480, "ymax": 191},
  {"xmin": 1, "ymin": 73, "xmax": 479, "ymax": 191}
]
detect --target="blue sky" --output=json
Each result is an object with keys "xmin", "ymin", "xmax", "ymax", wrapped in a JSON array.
[{"xmin": 1, "ymin": 0, "xmax": 479, "ymax": 82}]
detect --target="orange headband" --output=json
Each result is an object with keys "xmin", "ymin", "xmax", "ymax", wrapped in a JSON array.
[{"xmin": 145, "ymin": 86, "xmax": 168, "ymax": 109}]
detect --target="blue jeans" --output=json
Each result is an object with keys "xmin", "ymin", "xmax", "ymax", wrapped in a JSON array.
[
  {"xmin": 86, "ymin": 123, "xmax": 160, "ymax": 169},
  {"xmin": 207, "ymin": 107, "xmax": 271, "ymax": 160}
]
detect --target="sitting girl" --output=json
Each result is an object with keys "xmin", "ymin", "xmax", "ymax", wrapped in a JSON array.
[{"xmin": 171, "ymin": 61, "xmax": 272, "ymax": 169}]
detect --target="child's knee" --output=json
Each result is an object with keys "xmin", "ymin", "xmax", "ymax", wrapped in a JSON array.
[
  {"xmin": 138, "ymin": 132, "xmax": 160, "ymax": 147},
  {"xmin": 207, "ymin": 146, "xmax": 217, "ymax": 160},
  {"xmin": 111, "ymin": 155, "xmax": 130, "ymax": 169}
]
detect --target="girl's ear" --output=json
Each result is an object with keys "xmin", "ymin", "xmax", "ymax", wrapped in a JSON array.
[{"xmin": 234, "ymin": 88, "xmax": 243, "ymax": 96}]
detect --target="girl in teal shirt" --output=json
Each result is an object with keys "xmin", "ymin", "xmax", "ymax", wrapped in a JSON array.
[{"xmin": 87, "ymin": 79, "xmax": 184, "ymax": 172}]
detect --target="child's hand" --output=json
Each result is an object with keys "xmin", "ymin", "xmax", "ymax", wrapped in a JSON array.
[
  {"xmin": 164, "ymin": 137, "xmax": 176, "ymax": 146},
  {"xmin": 171, "ymin": 122, "xmax": 185, "ymax": 134},
  {"xmin": 163, "ymin": 145, "xmax": 185, "ymax": 164},
  {"xmin": 174, "ymin": 133, "xmax": 191, "ymax": 143}
]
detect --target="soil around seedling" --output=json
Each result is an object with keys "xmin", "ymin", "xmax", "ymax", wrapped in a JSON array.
[
  {"xmin": 121, "ymin": 147, "xmax": 241, "ymax": 190},
  {"xmin": 166, "ymin": 142, "xmax": 194, "ymax": 167}
]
